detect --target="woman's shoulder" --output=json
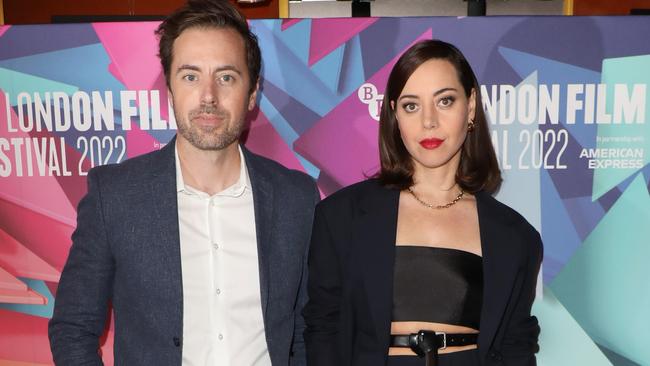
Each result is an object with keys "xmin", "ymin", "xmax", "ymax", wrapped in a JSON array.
[
  {"xmin": 317, "ymin": 178, "xmax": 395, "ymax": 212},
  {"xmin": 476, "ymin": 192, "xmax": 543, "ymax": 254}
]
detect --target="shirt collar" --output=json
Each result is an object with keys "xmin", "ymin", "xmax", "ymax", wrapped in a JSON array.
[{"xmin": 175, "ymin": 142, "xmax": 251, "ymax": 197}]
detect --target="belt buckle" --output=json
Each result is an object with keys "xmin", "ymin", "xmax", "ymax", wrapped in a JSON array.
[
  {"xmin": 436, "ymin": 331, "xmax": 447, "ymax": 350},
  {"xmin": 409, "ymin": 333, "xmax": 425, "ymax": 357}
]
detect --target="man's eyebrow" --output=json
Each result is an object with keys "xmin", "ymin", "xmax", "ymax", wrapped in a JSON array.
[
  {"xmin": 214, "ymin": 65, "xmax": 243, "ymax": 75},
  {"xmin": 175, "ymin": 64, "xmax": 243, "ymax": 75},
  {"xmin": 175, "ymin": 64, "xmax": 201, "ymax": 74}
]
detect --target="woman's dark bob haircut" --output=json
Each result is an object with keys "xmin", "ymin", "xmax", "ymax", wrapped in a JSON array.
[{"xmin": 377, "ymin": 39, "xmax": 501, "ymax": 194}]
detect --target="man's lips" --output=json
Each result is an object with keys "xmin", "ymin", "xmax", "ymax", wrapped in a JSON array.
[
  {"xmin": 192, "ymin": 114, "xmax": 225, "ymax": 124},
  {"xmin": 419, "ymin": 138, "xmax": 444, "ymax": 149}
]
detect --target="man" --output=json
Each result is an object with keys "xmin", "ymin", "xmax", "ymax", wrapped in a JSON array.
[{"xmin": 48, "ymin": 1, "xmax": 318, "ymax": 365}]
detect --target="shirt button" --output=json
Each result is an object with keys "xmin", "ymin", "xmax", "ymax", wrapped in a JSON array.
[
  {"xmin": 216, "ymin": 288, "xmax": 221, "ymax": 295},
  {"xmin": 213, "ymin": 243, "xmax": 219, "ymax": 250},
  {"xmin": 218, "ymin": 334, "xmax": 224, "ymax": 340}
]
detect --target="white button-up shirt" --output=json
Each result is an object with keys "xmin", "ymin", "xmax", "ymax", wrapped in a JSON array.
[{"xmin": 176, "ymin": 145, "xmax": 271, "ymax": 366}]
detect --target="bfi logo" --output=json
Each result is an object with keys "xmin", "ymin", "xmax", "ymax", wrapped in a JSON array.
[{"xmin": 357, "ymin": 83, "xmax": 383, "ymax": 122}]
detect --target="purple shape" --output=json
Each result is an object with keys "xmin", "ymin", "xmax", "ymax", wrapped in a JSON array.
[
  {"xmin": 262, "ymin": 78, "xmax": 322, "ymax": 135},
  {"xmin": 0, "ymin": 24, "xmax": 99, "ymax": 61},
  {"xmin": 562, "ymin": 196, "xmax": 606, "ymax": 241},
  {"xmin": 358, "ymin": 18, "xmax": 432, "ymax": 80},
  {"xmin": 596, "ymin": 170, "xmax": 643, "ymax": 213},
  {"xmin": 480, "ymin": 17, "xmax": 607, "ymax": 93},
  {"xmin": 542, "ymin": 256, "xmax": 566, "ymax": 284},
  {"xmin": 595, "ymin": 16, "xmax": 650, "ymax": 60},
  {"xmin": 544, "ymin": 125, "xmax": 595, "ymax": 199},
  {"xmin": 419, "ymin": 17, "xmax": 523, "ymax": 80},
  {"xmin": 597, "ymin": 186, "xmax": 621, "ymax": 212}
]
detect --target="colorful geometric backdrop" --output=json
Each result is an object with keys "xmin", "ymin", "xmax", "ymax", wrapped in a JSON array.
[{"xmin": 0, "ymin": 16, "xmax": 649, "ymax": 366}]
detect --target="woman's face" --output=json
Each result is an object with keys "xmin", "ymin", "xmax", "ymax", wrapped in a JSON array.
[{"xmin": 393, "ymin": 59, "xmax": 476, "ymax": 175}]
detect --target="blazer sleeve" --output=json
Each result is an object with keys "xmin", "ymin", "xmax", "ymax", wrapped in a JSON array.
[
  {"xmin": 49, "ymin": 168, "xmax": 114, "ymax": 365},
  {"xmin": 303, "ymin": 204, "xmax": 343, "ymax": 366},
  {"xmin": 290, "ymin": 182, "xmax": 321, "ymax": 366},
  {"xmin": 500, "ymin": 228, "xmax": 544, "ymax": 365}
]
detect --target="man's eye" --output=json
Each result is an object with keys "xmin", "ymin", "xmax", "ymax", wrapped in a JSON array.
[
  {"xmin": 183, "ymin": 74, "xmax": 198, "ymax": 82},
  {"xmin": 219, "ymin": 74, "xmax": 234, "ymax": 83}
]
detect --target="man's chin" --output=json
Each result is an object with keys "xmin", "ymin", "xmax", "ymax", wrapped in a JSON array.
[{"xmin": 183, "ymin": 136, "xmax": 239, "ymax": 152}]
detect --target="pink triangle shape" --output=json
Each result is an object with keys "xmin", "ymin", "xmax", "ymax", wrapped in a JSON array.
[
  {"xmin": 0, "ymin": 228, "xmax": 60, "ymax": 283},
  {"xmin": 92, "ymin": 22, "xmax": 162, "ymax": 90},
  {"xmin": 244, "ymin": 108, "xmax": 305, "ymax": 173},
  {"xmin": 0, "ymin": 266, "xmax": 27, "ymax": 291},
  {"xmin": 0, "ymin": 26, "xmax": 10, "ymax": 38},
  {"xmin": 281, "ymin": 19, "xmax": 303, "ymax": 31},
  {"xmin": 308, "ymin": 18, "xmax": 379, "ymax": 66}
]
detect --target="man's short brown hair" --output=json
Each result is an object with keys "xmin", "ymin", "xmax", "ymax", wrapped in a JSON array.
[{"xmin": 156, "ymin": 0, "xmax": 261, "ymax": 95}]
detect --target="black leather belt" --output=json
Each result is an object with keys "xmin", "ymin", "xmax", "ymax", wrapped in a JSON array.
[{"xmin": 390, "ymin": 331, "xmax": 478, "ymax": 366}]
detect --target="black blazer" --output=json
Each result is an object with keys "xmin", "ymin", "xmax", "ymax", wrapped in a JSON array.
[{"xmin": 304, "ymin": 179, "xmax": 542, "ymax": 366}]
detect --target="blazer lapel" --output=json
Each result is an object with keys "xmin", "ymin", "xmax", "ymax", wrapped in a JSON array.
[
  {"xmin": 149, "ymin": 138, "xmax": 183, "ymax": 315},
  {"xmin": 476, "ymin": 192, "xmax": 519, "ymax": 358},
  {"xmin": 243, "ymin": 147, "xmax": 273, "ymax": 320},
  {"xmin": 354, "ymin": 184, "xmax": 400, "ymax": 351}
]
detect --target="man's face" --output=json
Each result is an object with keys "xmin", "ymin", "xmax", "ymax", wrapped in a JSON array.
[{"xmin": 169, "ymin": 26, "xmax": 257, "ymax": 151}]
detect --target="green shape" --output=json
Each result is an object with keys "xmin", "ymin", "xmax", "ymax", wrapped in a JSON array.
[
  {"xmin": 0, "ymin": 67, "xmax": 78, "ymax": 106},
  {"xmin": 534, "ymin": 286, "xmax": 612, "ymax": 366},
  {"xmin": 552, "ymin": 173, "xmax": 650, "ymax": 365},
  {"xmin": 592, "ymin": 55, "xmax": 650, "ymax": 200}
]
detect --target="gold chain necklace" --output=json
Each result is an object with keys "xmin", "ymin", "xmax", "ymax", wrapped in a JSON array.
[{"xmin": 407, "ymin": 187, "xmax": 464, "ymax": 209}]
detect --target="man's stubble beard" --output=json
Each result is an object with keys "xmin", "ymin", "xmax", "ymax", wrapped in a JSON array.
[{"xmin": 175, "ymin": 104, "xmax": 246, "ymax": 151}]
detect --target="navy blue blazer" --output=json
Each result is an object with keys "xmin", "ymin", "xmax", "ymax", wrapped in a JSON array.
[
  {"xmin": 49, "ymin": 138, "xmax": 319, "ymax": 365},
  {"xmin": 303, "ymin": 179, "xmax": 542, "ymax": 366}
]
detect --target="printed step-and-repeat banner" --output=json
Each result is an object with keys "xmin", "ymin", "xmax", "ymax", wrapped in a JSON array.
[{"xmin": 0, "ymin": 16, "xmax": 648, "ymax": 366}]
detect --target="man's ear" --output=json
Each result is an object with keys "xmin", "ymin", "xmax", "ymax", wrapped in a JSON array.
[{"xmin": 248, "ymin": 80, "xmax": 259, "ymax": 111}]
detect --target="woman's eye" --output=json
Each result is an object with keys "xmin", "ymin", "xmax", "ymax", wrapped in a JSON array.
[
  {"xmin": 402, "ymin": 103, "xmax": 418, "ymax": 112},
  {"xmin": 438, "ymin": 96, "xmax": 455, "ymax": 108}
]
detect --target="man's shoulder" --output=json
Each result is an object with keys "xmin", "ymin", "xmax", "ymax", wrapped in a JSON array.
[
  {"xmin": 89, "ymin": 146, "xmax": 170, "ymax": 184},
  {"xmin": 244, "ymin": 148, "xmax": 315, "ymax": 190}
]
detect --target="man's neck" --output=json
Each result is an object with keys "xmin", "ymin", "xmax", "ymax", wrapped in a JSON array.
[{"xmin": 176, "ymin": 138, "xmax": 242, "ymax": 196}]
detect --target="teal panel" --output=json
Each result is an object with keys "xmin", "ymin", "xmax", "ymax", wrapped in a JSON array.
[
  {"xmin": 534, "ymin": 286, "xmax": 612, "ymax": 366},
  {"xmin": 310, "ymin": 43, "xmax": 345, "ymax": 94},
  {"xmin": 0, "ymin": 67, "xmax": 78, "ymax": 106},
  {"xmin": 592, "ymin": 55, "xmax": 650, "ymax": 200},
  {"xmin": 551, "ymin": 173, "xmax": 650, "ymax": 365},
  {"xmin": 0, "ymin": 278, "xmax": 54, "ymax": 318}
]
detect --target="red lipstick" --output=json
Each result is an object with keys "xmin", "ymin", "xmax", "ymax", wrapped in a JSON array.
[{"xmin": 419, "ymin": 138, "xmax": 444, "ymax": 149}]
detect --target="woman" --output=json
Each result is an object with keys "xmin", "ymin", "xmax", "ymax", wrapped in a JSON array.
[{"xmin": 303, "ymin": 39, "xmax": 543, "ymax": 366}]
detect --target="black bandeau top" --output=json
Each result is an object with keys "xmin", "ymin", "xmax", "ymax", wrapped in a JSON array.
[{"xmin": 392, "ymin": 246, "xmax": 483, "ymax": 329}]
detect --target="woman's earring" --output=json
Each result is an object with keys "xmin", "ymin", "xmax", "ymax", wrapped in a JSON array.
[{"xmin": 468, "ymin": 118, "xmax": 475, "ymax": 132}]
